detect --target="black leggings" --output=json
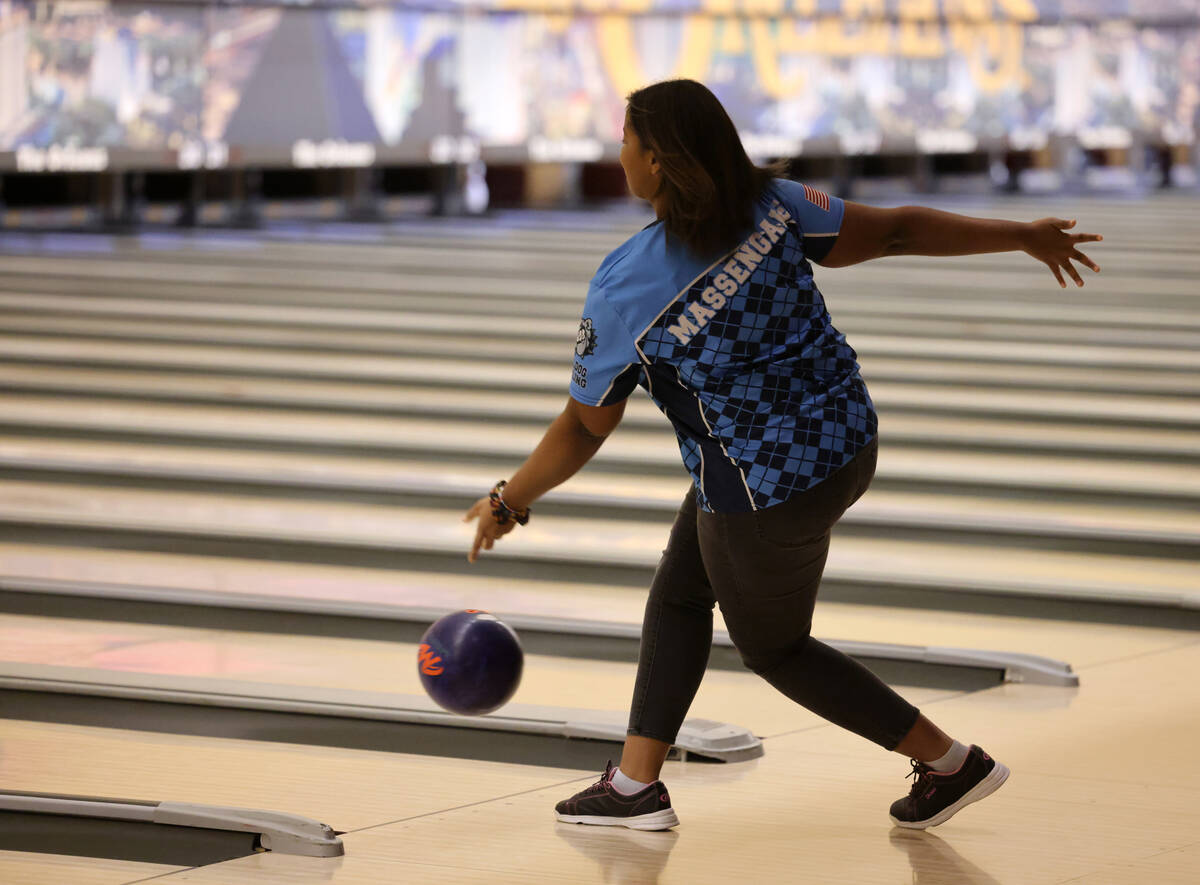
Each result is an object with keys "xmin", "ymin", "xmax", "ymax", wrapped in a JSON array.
[{"xmin": 627, "ymin": 437, "xmax": 921, "ymax": 751}]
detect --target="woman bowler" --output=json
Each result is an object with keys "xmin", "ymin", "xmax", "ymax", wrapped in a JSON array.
[{"xmin": 464, "ymin": 79, "xmax": 1102, "ymax": 831}]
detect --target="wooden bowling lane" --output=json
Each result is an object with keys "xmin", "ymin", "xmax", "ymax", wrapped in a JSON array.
[
  {"xmin": 0, "ymin": 437, "xmax": 1194, "ymax": 547},
  {"xmin": 0, "ymin": 253, "xmax": 583, "ymax": 300},
  {"xmin": 740, "ymin": 640, "xmax": 1200, "ymax": 884},
  {"xmin": 4, "ymin": 219, "xmax": 1195, "ymax": 306},
  {"xmin": 123, "ymin": 635, "xmax": 1200, "ymax": 885},
  {"xmin": 0, "ymin": 606, "xmax": 1195, "ymax": 868},
  {"xmin": 688, "ymin": 637, "xmax": 1200, "ymax": 884},
  {"xmin": 0, "ymin": 312, "xmax": 578, "ymax": 362},
  {"xmin": 1, "ymin": 270, "xmax": 1192, "ymax": 331},
  {"xmin": 832, "ymin": 257, "xmax": 1200, "ymax": 305},
  {"xmin": 7, "ymin": 293, "xmax": 1199, "ymax": 351},
  {"xmin": 5, "ymin": 345, "xmax": 1199, "ymax": 404},
  {"xmin": 4, "ymin": 192, "xmax": 1196, "ymax": 245},
  {"xmin": 5, "ymin": 308, "xmax": 1199, "ymax": 378},
  {"xmin": 0, "ymin": 716, "xmax": 588, "ymax": 840},
  {"xmin": 119, "ymin": 234, "xmax": 608, "ymax": 278},
  {"xmin": 1065, "ymin": 844, "xmax": 1200, "ymax": 885},
  {"xmin": 1, "ymin": 480, "xmax": 1196, "ymax": 608},
  {"xmin": 0, "ymin": 608, "xmax": 956, "ymax": 844},
  {"xmin": 0, "ymin": 543, "xmax": 661, "ymax": 625},
  {"xmin": 3, "ymin": 336, "xmax": 1198, "ymax": 426},
  {"xmin": 1, "ymin": 389, "xmax": 1193, "ymax": 465},
  {"xmin": 1, "ymin": 384, "xmax": 1195, "ymax": 471},
  {"xmin": 2, "ymin": 541, "xmax": 1193, "ymax": 670},
  {"xmin": 5, "ymin": 230, "xmax": 1199, "ymax": 310},
  {"xmin": 0, "ymin": 288, "xmax": 575, "ymax": 334},
  {"xmin": 0, "ymin": 197, "xmax": 1196, "ymax": 880}
]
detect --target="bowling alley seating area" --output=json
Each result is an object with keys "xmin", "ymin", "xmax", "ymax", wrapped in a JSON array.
[{"xmin": 1, "ymin": 195, "xmax": 1199, "ymax": 882}]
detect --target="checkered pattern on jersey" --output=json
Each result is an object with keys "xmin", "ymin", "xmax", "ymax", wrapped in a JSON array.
[
  {"xmin": 639, "ymin": 235, "xmax": 877, "ymax": 512},
  {"xmin": 738, "ymin": 383, "xmax": 878, "ymax": 508}
]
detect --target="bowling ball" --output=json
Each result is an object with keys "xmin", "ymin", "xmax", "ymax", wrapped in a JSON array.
[{"xmin": 417, "ymin": 609, "xmax": 523, "ymax": 716}]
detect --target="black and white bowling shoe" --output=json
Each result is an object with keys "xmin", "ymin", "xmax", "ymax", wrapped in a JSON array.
[
  {"xmin": 555, "ymin": 761, "xmax": 679, "ymax": 831},
  {"xmin": 889, "ymin": 744, "xmax": 1010, "ymax": 829}
]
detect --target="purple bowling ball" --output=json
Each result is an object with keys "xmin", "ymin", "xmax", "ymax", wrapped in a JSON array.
[{"xmin": 417, "ymin": 610, "xmax": 523, "ymax": 716}]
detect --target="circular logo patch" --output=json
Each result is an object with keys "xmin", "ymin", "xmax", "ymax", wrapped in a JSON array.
[{"xmin": 575, "ymin": 317, "xmax": 597, "ymax": 357}]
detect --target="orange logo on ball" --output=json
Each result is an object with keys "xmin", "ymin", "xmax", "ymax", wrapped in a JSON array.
[{"xmin": 418, "ymin": 643, "xmax": 444, "ymax": 676}]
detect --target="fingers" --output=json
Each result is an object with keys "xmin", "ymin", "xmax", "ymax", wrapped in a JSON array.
[
  {"xmin": 464, "ymin": 495, "xmax": 522, "ymax": 562},
  {"xmin": 471, "ymin": 512, "xmax": 496, "ymax": 561},
  {"xmin": 1032, "ymin": 220, "xmax": 1100, "ymax": 287},
  {"xmin": 1047, "ymin": 258, "xmax": 1086, "ymax": 288},
  {"xmin": 468, "ymin": 502, "xmax": 490, "ymax": 562},
  {"xmin": 1071, "ymin": 248, "xmax": 1100, "ymax": 273},
  {"xmin": 467, "ymin": 520, "xmax": 510, "ymax": 562},
  {"xmin": 469, "ymin": 519, "xmax": 496, "ymax": 563}
]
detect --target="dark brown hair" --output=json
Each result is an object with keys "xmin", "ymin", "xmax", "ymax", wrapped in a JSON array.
[{"xmin": 626, "ymin": 79, "xmax": 783, "ymax": 258}]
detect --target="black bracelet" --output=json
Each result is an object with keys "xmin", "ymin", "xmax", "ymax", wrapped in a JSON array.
[{"xmin": 489, "ymin": 480, "xmax": 530, "ymax": 526}]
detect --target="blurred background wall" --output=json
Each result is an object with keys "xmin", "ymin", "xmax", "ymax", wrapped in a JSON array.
[{"xmin": 0, "ymin": 0, "xmax": 1197, "ymax": 224}]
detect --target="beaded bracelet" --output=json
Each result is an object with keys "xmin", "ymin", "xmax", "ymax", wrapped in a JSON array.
[{"xmin": 489, "ymin": 480, "xmax": 531, "ymax": 526}]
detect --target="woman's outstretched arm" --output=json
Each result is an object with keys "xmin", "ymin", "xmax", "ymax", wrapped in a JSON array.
[
  {"xmin": 818, "ymin": 201, "xmax": 1103, "ymax": 289},
  {"xmin": 463, "ymin": 396, "xmax": 626, "ymax": 562}
]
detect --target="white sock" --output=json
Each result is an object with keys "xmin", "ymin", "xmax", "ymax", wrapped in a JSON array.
[
  {"xmin": 610, "ymin": 768, "xmax": 651, "ymax": 795},
  {"xmin": 927, "ymin": 740, "xmax": 970, "ymax": 773}
]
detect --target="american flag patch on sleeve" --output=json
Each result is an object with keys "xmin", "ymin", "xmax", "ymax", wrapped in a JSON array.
[{"xmin": 802, "ymin": 184, "xmax": 830, "ymax": 212}]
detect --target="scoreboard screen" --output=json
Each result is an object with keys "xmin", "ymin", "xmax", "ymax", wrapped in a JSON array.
[{"xmin": 1, "ymin": 0, "xmax": 1197, "ymax": 171}]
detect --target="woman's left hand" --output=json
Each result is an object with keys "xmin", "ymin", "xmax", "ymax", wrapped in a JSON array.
[
  {"xmin": 463, "ymin": 497, "xmax": 518, "ymax": 563},
  {"xmin": 1022, "ymin": 218, "xmax": 1102, "ymax": 288}
]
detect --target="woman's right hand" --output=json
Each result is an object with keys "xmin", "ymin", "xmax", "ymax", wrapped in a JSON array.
[
  {"xmin": 1022, "ymin": 218, "xmax": 1103, "ymax": 288},
  {"xmin": 463, "ymin": 497, "xmax": 518, "ymax": 564}
]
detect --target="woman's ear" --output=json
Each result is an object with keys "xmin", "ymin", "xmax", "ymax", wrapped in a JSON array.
[{"xmin": 649, "ymin": 157, "xmax": 665, "ymax": 197}]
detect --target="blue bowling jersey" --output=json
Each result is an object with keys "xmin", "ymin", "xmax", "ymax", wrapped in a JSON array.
[{"xmin": 569, "ymin": 178, "xmax": 877, "ymax": 514}]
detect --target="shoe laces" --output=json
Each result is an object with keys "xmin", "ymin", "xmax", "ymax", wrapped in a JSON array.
[
  {"xmin": 581, "ymin": 761, "xmax": 618, "ymax": 796},
  {"xmin": 905, "ymin": 759, "xmax": 934, "ymax": 796}
]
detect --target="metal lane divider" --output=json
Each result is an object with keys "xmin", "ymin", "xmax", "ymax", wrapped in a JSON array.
[
  {"xmin": 0, "ymin": 663, "xmax": 764, "ymax": 769},
  {"xmin": 0, "ymin": 788, "xmax": 343, "ymax": 865}
]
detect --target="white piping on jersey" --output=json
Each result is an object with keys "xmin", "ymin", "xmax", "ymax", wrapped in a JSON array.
[
  {"xmin": 632, "ymin": 198, "xmax": 797, "ymax": 359},
  {"xmin": 633, "ymin": 249, "xmax": 736, "ymax": 362},
  {"xmin": 597, "ymin": 362, "xmax": 635, "ymax": 405},
  {"xmin": 682, "ymin": 364, "xmax": 757, "ymax": 512},
  {"xmin": 805, "ymin": 231, "xmax": 838, "ymax": 236},
  {"xmin": 697, "ymin": 445, "xmax": 706, "ymax": 501},
  {"xmin": 628, "ymin": 200, "xmax": 797, "ymax": 512}
]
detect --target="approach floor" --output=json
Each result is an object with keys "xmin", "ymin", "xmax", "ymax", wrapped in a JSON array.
[{"xmin": 2, "ymin": 193, "xmax": 1199, "ymax": 883}]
